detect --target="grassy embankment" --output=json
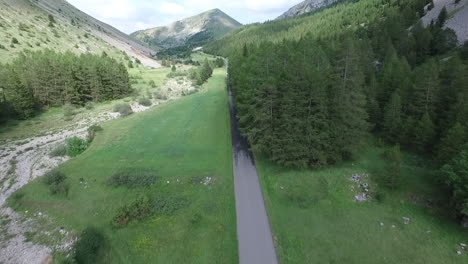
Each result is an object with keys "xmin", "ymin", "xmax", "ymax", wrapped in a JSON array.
[
  {"xmin": 257, "ymin": 143, "xmax": 468, "ymax": 263},
  {"xmin": 9, "ymin": 68, "xmax": 238, "ymax": 263}
]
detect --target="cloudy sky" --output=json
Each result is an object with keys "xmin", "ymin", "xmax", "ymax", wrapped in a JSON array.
[{"xmin": 67, "ymin": 0, "xmax": 303, "ymax": 33}]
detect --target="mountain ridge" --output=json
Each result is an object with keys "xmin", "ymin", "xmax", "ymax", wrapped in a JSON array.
[
  {"xmin": 131, "ymin": 9, "xmax": 241, "ymax": 50},
  {"xmin": 277, "ymin": 0, "xmax": 341, "ymax": 19}
]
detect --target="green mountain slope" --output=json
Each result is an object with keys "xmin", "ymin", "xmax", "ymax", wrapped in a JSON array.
[
  {"xmin": 131, "ymin": 9, "xmax": 241, "ymax": 50},
  {"xmin": 0, "ymin": 0, "xmax": 159, "ymax": 67},
  {"xmin": 205, "ymin": 0, "xmax": 392, "ymax": 56}
]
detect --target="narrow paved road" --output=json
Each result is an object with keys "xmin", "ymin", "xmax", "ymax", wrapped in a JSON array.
[{"xmin": 228, "ymin": 82, "xmax": 278, "ymax": 264}]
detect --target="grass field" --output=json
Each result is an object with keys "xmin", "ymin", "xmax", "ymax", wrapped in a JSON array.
[
  {"xmin": 9, "ymin": 68, "xmax": 238, "ymax": 263},
  {"xmin": 257, "ymin": 143, "xmax": 468, "ymax": 264}
]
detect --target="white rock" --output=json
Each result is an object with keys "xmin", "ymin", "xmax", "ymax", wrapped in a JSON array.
[
  {"xmin": 380, "ymin": 222, "xmax": 384, "ymax": 226},
  {"xmin": 457, "ymin": 250, "xmax": 462, "ymax": 255}
]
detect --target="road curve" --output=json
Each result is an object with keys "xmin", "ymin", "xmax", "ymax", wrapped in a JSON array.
[{"xmin": 228, "ymin": 79, "xmax": 279, "ymax": 264}]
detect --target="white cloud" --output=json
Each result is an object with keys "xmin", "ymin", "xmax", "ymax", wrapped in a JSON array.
[{"xmin": 158, "ymin": 2, "xmax": 189, "ymax": 15}]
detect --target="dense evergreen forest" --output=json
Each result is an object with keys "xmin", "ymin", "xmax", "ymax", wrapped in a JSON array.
[
  {"xmin": 0, "ymin": 50, "xmax": 131, "ymax": 120},
  {"xmin": 210, "ymin": 0, "xmax": 468, "ymax": 219}
]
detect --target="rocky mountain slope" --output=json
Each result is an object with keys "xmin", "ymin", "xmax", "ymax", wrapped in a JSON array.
[
  {"xmin": 0, "ymin": 0, "xmax": 159, "ymax": 67},
  {"xmin": 422, "ymin": 0, "xmax": 468, "ymax": 43},
  {"xmin": 131, "ymin": 9, "xmax": 241, "ymax": 50},
  {"xmin": 277, "ymin": 0, "xmax": 341, "ymax": 19}
]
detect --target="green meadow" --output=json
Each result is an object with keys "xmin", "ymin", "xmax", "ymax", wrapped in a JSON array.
[
  {"xmin": 257, "ymin": 144, "xmax": 468, "ymax": 264},
  {"xmin": 10, "ymin": 68, "xmax": 238, "ymax": 263}
]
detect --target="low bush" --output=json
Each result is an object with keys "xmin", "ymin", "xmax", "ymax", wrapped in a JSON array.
[
  {"xmin": 87, "ymin": 125, "xmax": 103, "ymax": 142},
  {"xmin": 63, "ymin": 104, "xmax": 76, "ymax": 121},
  {"xmin": 66, "ymin": 137, "xmax": 89, "ymax": 157},
  {"xmin": 50, "ymin": 181, "xmax": 70, "ymax": 196},
  {"xmin": 107, "ymin": 170, "xmax": 158, "ymax": 188},
  {"xmin": 152, "ymin": 195, "xmax": 189, "ymax": 216},
  {"xmin": 112, "ymin": 195, "xmax": 189, "ymax": 228},
  {"xmin": 149, "ymin": 80, "xmax": 156, "ymax": 88},
  {"xmin": 84, "ymin": 102, "xmax": 95, "ymax": 110},
  {"xmin": 113, "ymin": 103, "xmax": 133, "ymax": 117},
  {"xmin": 154, "ymin": 90, "xmax": 168, "ymax": 100},
  {"xmin": 43, "ymin": 170, "xmax": 69, "ymax": 196},
  {"xmin": 49, "ymin": 144, "xmax": 67, "ymax": 157},
  {"xmin": 43, "ymin": 170, "xmax": 66, "ymax": 186},
  {"xmin": 74, "ymin": 227, "xmax": 105, "ymax": 264},
  {"xmin": 112, "ymin": 196, "xmax": 151, "ymax": 228},
  {"xmin": 138, "ymin": 97, "xmax": 152, "ymax": 107}
]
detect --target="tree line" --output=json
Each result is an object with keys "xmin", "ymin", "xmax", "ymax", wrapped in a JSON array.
[
  {"xmin": 225, "ymin": 0, "xmax": 468, "ymax": 218},
  {"xmin": 0, "ymin": 50, "xmax": 131, "ymax": 120}
]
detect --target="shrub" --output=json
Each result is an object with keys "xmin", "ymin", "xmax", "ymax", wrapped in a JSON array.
[
  {"xmin": 74, "ymin": 227, "xmax": 105, "ymax": 264},
  {"xmin": 84, "ymin": 102, "xmax": 95, "ymax": 110},
  {"xmin": 43, "ymin": 170, "xmax": 66, "ymax": 186},
  {"xmin": 49, "ymin": 144, "xmax": 67, "ymax": 157},
  {"xmin": 152, "ymin": 195, "xmax": 189, "ymax": 216},
  {"xmin": 112, "ymin": 196, "xmax": 151, "ymax": 228},
  {"xmin": 50, "ymin": 181, "xmax": 70, "ymax": 196},
  {"xmin": 138, "ymin": 97, "xmax": 152, "ymax": 107},
  {"xmin": 107, "ymin": 170, "xmax": 158, "ymax": 188},
  {"xmin": 66, "ymin": 137, "xmax": 89, "ymax": 157},
  {"xmin": 11, "ymin": 38, "xmax": 19, "ymax": 44},
  {"xmin": 441, "ymin": 146, "xmax": 468, "ymax": 218},
  {"xmin": 149, "ymin": 80, "xmax": 156, "ymax": 88},
  {"xmin": 43, "ymin": 170, "xmax": 69, "ymax": 196},
  {"xmin": 63, "ymin": 104, "xmax": 76, "ymax": 120},
  {"xmin": 0, "ymin": 44, "xmax": 6, "ymax": 50},
  {"xmin": 154, "ymin": 90, "xmax": 168, "ymax": 100},
  {"xmin": 87, "ymin": 125, "xmax": 103, "ymax": 142},
  {"xmin": 113, "ymin": 103, "xmax": 133, "ymax": 117},
  {"xmin": 215, "ymin": 57, "xmax": 224, "ymax": 68},
  {"xmin": 112, "ymin": 195, "xmax": 188, "ymax": 228}
]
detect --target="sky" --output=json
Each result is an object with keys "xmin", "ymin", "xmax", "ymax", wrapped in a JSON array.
[{"xmin": 66, "ymin": 0, "xmax": 303, "ymax": 34}]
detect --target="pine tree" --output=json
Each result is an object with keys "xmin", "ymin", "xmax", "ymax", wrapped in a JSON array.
[
  {"xmin": 437, "ymin": 6, "xmax": 448, "ymax": 27},
  {"xmin": 436, "ymin": 123, "xmax": 467, "ymax": 165},
  {"xmin": 4, "ymin": 68, "xmax": 34, "ymax": 119},
  {"xmin": 383, "ymin": 90, "xmax": 402, "ymax": 142},
  {"xmin": 413, "ymin": 111, "xmax": 436, "ymax": 152},
  {"xmin": 410, "ymin": 60, "xmax": 439, "ymax": 117},
  {"xmin": 441, "ymin": 146, "xmax": 468, "ymax": 217}
]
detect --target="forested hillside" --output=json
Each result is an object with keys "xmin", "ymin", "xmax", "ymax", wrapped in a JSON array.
[
  {"xmin": 0, "ymin": 50, "xmax": 131, "ymax": 120},
  {"xmin": 219, "ymin": 0, "xmax": 468, "ymax": 220}
]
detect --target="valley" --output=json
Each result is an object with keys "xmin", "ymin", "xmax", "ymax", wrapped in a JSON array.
[{"xmin": 1, "ymin": 0, "xmax": 468, "ymax": 263}]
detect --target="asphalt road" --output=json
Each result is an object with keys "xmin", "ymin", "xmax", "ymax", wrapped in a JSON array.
[{"xmin": 228, "ymin": 82, "xmax": 278, "ymax": 264}]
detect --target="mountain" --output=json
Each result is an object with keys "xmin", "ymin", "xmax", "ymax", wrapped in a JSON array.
[
  {"xmin": 277, "ymin": 0, "xmax": 341, "ymax": 19},
  {"xmin": 421, "ymin": 0, "xmax": 468, "ymax": 43},
  {"xmin": 0, "ymin": 0, "xmax": 159, "ymax": 67},
  {"xmin": 131, "ymin": 9, "xmax": 242, "ymax": 50}
]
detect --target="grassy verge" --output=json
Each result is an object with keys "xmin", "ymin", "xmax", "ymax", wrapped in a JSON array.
[
  {"xmin": 257, "ymin": 143, "xmax": 468, "ymax": 263},
  {"xmin": 10, "ymin": 68, "xmax": 237, "ymax": 263}
]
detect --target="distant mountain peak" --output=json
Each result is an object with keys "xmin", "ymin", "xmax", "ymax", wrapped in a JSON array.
[
  {"xmin": 131, "ymin": 9, "xmax": 241, "ymax": 50},
  {"xmin": 277, "ymin": 0, "xmax": 341, "ymax": 20}
]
